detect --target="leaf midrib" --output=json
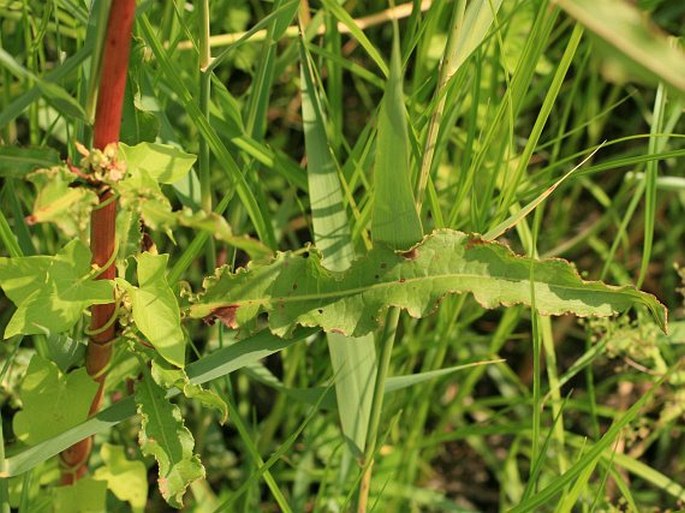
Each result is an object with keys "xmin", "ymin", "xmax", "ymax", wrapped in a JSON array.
[{"xmin": 197, "ymin": 271, "xmax": 640, "ymax": 309}]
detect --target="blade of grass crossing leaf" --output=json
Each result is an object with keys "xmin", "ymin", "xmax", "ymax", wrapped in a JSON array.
[
  {"xmin": 360, "ymin": 25, "xmax": 422, "ymax": 513},
  {"xmin": 371, "ymin": 36, "xmax": 422, "ymax": 248},
  {"xmin": 299, "ymin": 33, "xmax": 377, "ymax": 458},
  {"xmin": 1, "ymin": 329, "xmax": 314, "ymax": 477}
]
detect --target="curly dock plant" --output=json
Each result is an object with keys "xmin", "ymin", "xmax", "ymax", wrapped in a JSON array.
[{"xmin": 0, "ymin": 1, "xmax": 682, "ymax": 511}]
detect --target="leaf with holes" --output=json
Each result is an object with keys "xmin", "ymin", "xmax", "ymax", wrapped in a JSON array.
[
  {"xmin": 135, "ymin": 368, "xmax": 205, "ymax": 508},
  {"xmin": 190, "ymin": 229, "xmax": 667, "ymax": 336}
]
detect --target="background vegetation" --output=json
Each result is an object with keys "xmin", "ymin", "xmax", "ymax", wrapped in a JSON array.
[{"xmin": 1, "ymin": 0, "xmax": 685, "ymax": 511}]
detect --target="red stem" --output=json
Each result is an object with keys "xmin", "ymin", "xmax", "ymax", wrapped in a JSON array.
[{"xmin": 60, "ymin": 0, "xmax": 136, "ymax": 484}]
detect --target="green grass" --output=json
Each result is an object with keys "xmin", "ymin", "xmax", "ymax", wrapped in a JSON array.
[{"xmin": 1, "ymin": 0, "xmax": 685, "ymax": 511}]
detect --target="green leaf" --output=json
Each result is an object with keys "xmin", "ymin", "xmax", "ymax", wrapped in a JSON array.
[
  {"xmin": 455, "ymin": 0, "xmax": 506, "ymax": 73},
  {"xmin": 53, "ymin": 478, "xmax": 107, "ymax": 513},
  {"xmin": 0, "ymin": 146, "xmax": 61, "ymax": 179},
  {"xmin": 117, "ymin": 253, "xmax": 186, "ymax": 367},
  {"xmin": 13, "ymin": 355, "xmax": 98, "ymax": 446},
  {"xmin": 151, "ymin": 359, "xmax": 228, "ymax": 424},
  {"xmin": 35, "ymin": 81, "xmax": 87, "ymax": 121},
  {"xmin": 371, "ymin": 34, "xmax": 423, "ymax": 249},
  {"xmin": 299, "ymin": 41, "xmax": 354, "ymax": 271},
  {"xmin": 319, "ymin": 0, "xmax": 388, "ymax": 77},
  {"xmin": 190, "ymin": 229, "xmax": 667, "ymax": 336},
  {"xmin": 175, "ymin": 209, "xmax": 272, "ymax": 259},
  {"xmin": 26, "ymin": 166, "xmax": 98, "ymax": 238},
  {"xmin": 115, "ymin": 168, "xmax": 270, "ymax": 258},
  {"xmin": 556, "ymin": 0, "xmax": 685, "ymax": 93},
  {"xmin": 0, "ymin": 240, "xmax": 114, "ymax": 338},
  {"xmin": 299, "ymin": 37, "xmax": 377, "ymax": 457},
  {"xmin": 93, "ymin": 444, "xmax": 147, "ymax": 513},
  {"xmin": 1, "ymin": 328, "xmax": 315, "ymax": 478},
  {"xmin": 119, "ymin": 142, "xmax": 197, "ymax": 184},
  {"xmin": 135, "ymin": 368, "xmax": 205, "ymax": 508}
]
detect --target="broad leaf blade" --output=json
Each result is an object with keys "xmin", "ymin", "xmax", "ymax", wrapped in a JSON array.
[
  {"xmin": 191, "ymin": 229, "xmax": 667, "ymax": 336},
  {"xmin": 135, "ymin": 369, "xmax": 205, "ymax": 508},
  {"xmin": 0, "ymin": 240, "xmax": 114, "ymax": 338},
  {"xmin": 118, "ymin": 253, "xmax": 186, "ymax": 367},
  {"xmin": 13, "ymin": 355, "xmax": 98, "ymax": 446},
  {"xmin": 53, "ymin": 478, "xmax": 107, "ymax": 513},
  {"xmin": 93, "ymin": 444, "xmax": 148, "ymax": 513}
]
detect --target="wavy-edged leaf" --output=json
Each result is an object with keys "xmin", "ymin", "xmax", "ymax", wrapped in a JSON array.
[
  {"xmin": 26, "ymin": 166, "xmax": 98, "ymax": 238},
  {"xmin": 0, "ymin": 240, "xmax": 114, "ymax": 338},
  {"xmin": 151, "ymin": 359, "xmax": 228, "ymax": 424},
  {"xmin": 13, "ymin": 355, "xmax": 98, "ymax": 446},
  {"xmin": 117, "ymin": 253, "xmax": 186, "ymax": 367},
  {"xmin": 135, "ymin": 368, "xmax": 205, "ymax": 508},
  {"xmin": 115, "ymin": 161, "xmax": 269, "ymax": 258},
  {"xmin": 191, "ymin": 229, "xmax": 667, "ymax": 336},
  {"xmin": 93, "ymin": 444, "xmax": 147, "ymax": 513}
]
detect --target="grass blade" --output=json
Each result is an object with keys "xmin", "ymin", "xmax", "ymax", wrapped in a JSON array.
[{"xmin": 299, "ymin": 32, "xmax": 377, "ymax": 458}]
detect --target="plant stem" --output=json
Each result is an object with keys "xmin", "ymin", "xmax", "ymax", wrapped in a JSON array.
[
  {"xmin": 199, "ymin": 0, "xmax": 216, "ymax": 271},
  {"xmin": 59, "ymin": 0, "xmax": 135, "ymax": 484},
  {"xmin": 415, "ymin": 0, "xmax": 466, "ymax": 210},
  {"xmin": 357, "ymin": 307, "xmax": 400, "ymax": 513}
]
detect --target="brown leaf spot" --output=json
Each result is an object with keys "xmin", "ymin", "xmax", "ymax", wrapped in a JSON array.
[
  {"xmin": 465, "ymin": 234, "xmax": 487, "ymax": 250},
  {"xmin": 203, "ymin": 305, "xmax": 239, "ymax": 329},
  {"xmin": 399, "ymin": 248, "xmax": 419, "ymax": 260}
]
